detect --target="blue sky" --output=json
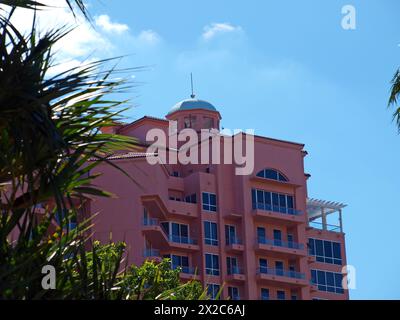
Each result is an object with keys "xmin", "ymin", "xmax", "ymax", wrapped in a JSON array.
[{"xmin": 42, "ymin": 0, "xmax": 400, "ymax": 299}]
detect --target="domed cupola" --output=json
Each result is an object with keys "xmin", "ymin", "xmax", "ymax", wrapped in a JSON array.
[
  {"xmin": 166, "ymin": 96, "xmax": 221, "ymax": 131},
  {"xmin": 168, "ymin": 99, "xmax": 218, "ymax": 115}
]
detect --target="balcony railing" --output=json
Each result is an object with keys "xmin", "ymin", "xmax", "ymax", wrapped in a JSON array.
[
  {"xmin": 142, "ymin": 218, "xmax": 159, "ymax": 226},
  {"xmin": 256, "ymin": 267, "xmax": 305, "ymax": 280},
  {"xmin": 308, "ymin": 221, "xmax": 341, "ymax": 232},
  {"xmin": 257, "ymin": 237, "xmax": 304, "ymax": 250},
  {"xmin": 228, "ymin": 266, "xmax": 244, "ymax": 275},
  {"xmin": 168, "ymin": 234, "xmax": 198, "ymax": 245},
  {"xmin": 142, "ymin": 219, "xmax": 197, "ymax": 245},
  {"xmin": 226, "ymin": 237, "xmax": 243, "ymax": 245},
  {"xmin": 253, "ymin": 203, "xmax": 302, "ymax": 216},
  {"xmin": 172, "ymin": 265, "xmax": 197, "ymax": 275},
  {"xmin": 143, "ymin": 249, "xmax": 160, "ymax": 257}
]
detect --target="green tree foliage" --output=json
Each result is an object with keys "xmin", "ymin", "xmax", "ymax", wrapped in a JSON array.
[
  {"xmin": 389, "ymin": 69, "xmax": 400, "ymax": 131},
  {"xmin": 0, "ymin": 1, "xmax": 208, "ymax": 300}
]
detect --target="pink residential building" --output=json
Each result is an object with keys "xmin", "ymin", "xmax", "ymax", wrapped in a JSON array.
[{"xmin": 90, "ymin": 97, "xmax": 349, "ymax": 300}]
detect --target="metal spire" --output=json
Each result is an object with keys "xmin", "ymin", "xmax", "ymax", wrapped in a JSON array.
[{"xmin": 190, "ymin": 73, "xmax": 195, "ymax": 99}]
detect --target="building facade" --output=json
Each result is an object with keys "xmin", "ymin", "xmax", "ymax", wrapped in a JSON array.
[{"xmin": 90, "ymin": 97, "xmax": 349, "ymax": 300}]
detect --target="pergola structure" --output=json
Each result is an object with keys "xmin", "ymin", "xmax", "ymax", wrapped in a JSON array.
[{"xmin": 307, "ymin": 198, "xmax": 347, "ymax": 233}]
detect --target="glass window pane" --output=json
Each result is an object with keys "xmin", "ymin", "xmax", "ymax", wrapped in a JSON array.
[
  {"xmin": 264, "ymin": 192, "xmax": 272, "ymax": 205},
  {"xmin": 287, "ymin": 196, "xmax": 294, "ymax": 208},
  {"xmin": 265, "ymin": 169, "xmax": 278, "ymax": 180},
  {"xmin": 261, "ymin": 288, "xmax": 269, "ymax": 300},
  {"xmin": 182, "ymin": 256, "xmax": 189, "ymax": 267},
  {"xmin": 335, "ymin": 273, "xmax": 343, "ymax": 288},
  {"xmin": 172, "ymin": 255, "xmax": 180, "ymax": 266},
  {"xmin": 272, "ymin": 193, "xmax": 279, "ymax": 206},
  {"xmin": 315, "ymin": 240, "xmax": 324, "ymax": 256},
  {"xmin": 279, "ymin": 194, "xmax": 286, "ymax": 207},
  {"xmin": 202, "ymin": 192, "xmax": 208, "ymax": 204},
  {"xmin": 277, "ymin": 290, "xmax": 285, "ymax": 300},
  {"xmin": 251, "ymin": 189, "xmax": 257, "ymax": 208},
  {"xmin": 213, "ymin": 255, "xmax": 219, "ymax": 269},
  {"xmin": 180, "ymin": 224, "xmax": 188, "ymax": 238},
  {"xmin": 273, "ymin": 229, "xmax": 282, "ymax": 240},
  {"xmin": 206, "ymin": 254, "xmax": 211, "ymax": 268},
  {"xmin": 257, "ymin": 227, "xmax": 266, "ymax": 240},
  {"xmin": 210, "ymin": 194, "xmax": 216, "ymax": 206},
  {"xmin": 326, "ymin": 272, "xmax": 335, "ymax": 286},
  {"xmin": 317, "ymin": 271, "xmax": 326, "ymax": 285},
  {"xmin": 311, "ymin": 270, "xmax": 317, "ymax": 284},
  {"xmin": 278, "ymin": 173, "xmax": 288, "ymax": 181},
  {"xmin": 309, "ymin": 238, "xmax": 315, "ymax": 255},
  {"xmin": 333, "ymin": 242, "xmax": 342, "ymax": 259},
  {"xmin": 256, "ymin": 170, "xmax": 265, "ymax": 178},
  {"xmin": 204, "ymin": 222, "xmax": 210, "ymax": 238},
  {"xmin": 172, "ymin": 223, "xmax": 180, "ymax": 236},
  {"xmin": 324, "ymin": 241, "xmax": 333, "ymax": 258},
  {"xmin": 212, "ymin": 223, "xmax": 218, "ymax": 239}
]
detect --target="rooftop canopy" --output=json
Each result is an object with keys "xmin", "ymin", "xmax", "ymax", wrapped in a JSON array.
[
  {"xmin": 307, "ymin": 198, "xmax": 347, "ymax": 219},
  {"xmin": 307, "ymin": 198, "xmax": 347, "ymax": 233}
]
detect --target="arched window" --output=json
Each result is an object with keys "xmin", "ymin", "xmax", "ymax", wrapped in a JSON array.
[{"xmin": 256, "ymin": 169, "xmax": 288, "ymax": 182}]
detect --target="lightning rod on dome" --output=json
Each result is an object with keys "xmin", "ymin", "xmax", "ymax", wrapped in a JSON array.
[{"xmin": 190, "ymin": 73, "xmax": 196, "ymax": 99}]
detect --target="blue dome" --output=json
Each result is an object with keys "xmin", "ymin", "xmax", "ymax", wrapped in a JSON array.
[{"xmin": 168, "ymin": 98, "xmax": 217, "ymax": 115}]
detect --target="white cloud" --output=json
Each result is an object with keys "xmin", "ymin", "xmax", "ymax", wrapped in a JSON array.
[
  {"xmin": 2, "ymin": 0, "xmax": 110, "ymax": 66},
  {"xmin": 137, "ymin": 30, "xmax": 161, "ymax": 45},
  {"xmin": 95, "ymin": 14, "xmax": 129, "ymax": 34},
  {"xmin": 202, "ymin": 23, "xmax": 243, "ymax": 40},
  {"xmin": 0, "ymin": 1, "xmax": 162, "ymax": 75}
]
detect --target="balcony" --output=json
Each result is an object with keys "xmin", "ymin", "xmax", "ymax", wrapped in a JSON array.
[
  {"xmin": 226, "ymin": 237, "xmax": 244, "ymax": 253},
  {"xmin": 143, "ymin": 249, "xmax": 161, "ymax": 261},
  {"xmin": 173, "ymin": 265, "xmax": 200, "ymax": 280},
  {"xmin": 252, "ymin": 203, "xmax": 304, "ymax": 225},
  {"xmin": 227, "ymin": 267, "xmax": 246, "ymax": 282},
  {"xmin": 141, "ymin": 195, "xmax": 168, "ymax": 219},
  {"xmin": 256, "ymin": 267, "xmax": 307, "ymax": 287},
  {"xmin": 142, "ymin": 219, "xmax": 200, "ymax": 252},
  {"xmin": 255, "ymin": 237, "xmax": 306, "ymax": 258},
  {"xmin": 168, "ymin": 199, "xmax": 198, "ymax": 219},
  {"xmin": 168, "ymin": 234, "xmax": 198, "ymax": 246}
]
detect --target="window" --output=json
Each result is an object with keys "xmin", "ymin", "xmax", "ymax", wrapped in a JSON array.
[
  {"xmin": 259, "ymin": 258, "xmax": 268, "ymax": 273},
  {"xmin": 172, "ymin": 171, "xmax": 180, "ymax": 177},
  {"xmin": 204, "ymin": 117, "xmax": 214, "ymax": 129},
  {"xmin": 311, "ymin": 269, "xmax": 344, "ymax": 294},
  {"xmin": 167, "ymin": 254, "xmax": 189, "ymax": 273},
  {"xmin": 291, "ymin": 295, "xmax": 297, "ymax": 300},
  {"xmin": 202, "ymin": 192, "xmax": 217, "ymax": 212},
  {"xmin": 228, "ymin": 287, "xmax": 240, "ymax": 300},
  {"xmin": 226, "ymin": 257, "xmax": 239, "ymax": 275},
  {"xmin": 184, "ymin": 116, "xmax": 197, "ymax": 128},
  {"xmin": 308, "ymin": 238, "xmax": 342, "ymax": 265},
  {"xmin": 251, "ymin": 188, "xmax": 298, "ymax": 215},
  {"xmin": 204, "ymin": 221, "xmax": 218, "ymax": 246},
  {"xmin": 277, "ymin": 290, "xmax": 286, "ymax": 300},
  {"xmin": 261, "ymin": 288, "xmax": 270, "ymax": 300},
  {"xmin": 169, "ymin": 196, "xmax": 182, "ymax": 201},
  {"xmin": 225, "ymin": 225, "xmax": 238, "ymax": 245},
  {"xmin": 257, "ymin": 227, "xmax": 266, "ymax": 243},
  {"xmin": 205, "ymin": 254, "xmax": 220, "ymax": 276},
  {"xmin": 185, "ymin": 193, "xmax": 197, "ymax": 204},
  {"xmin": 256, "ymin": 168, "xmax": 288, "ymax": 182},
  {"xmin": 162, "ymin": 222, "xmax": 190, "ymax": 243},
  {"xmin": 273, "ymin": 229, "xmax": 282, "ymax": 246},
  {"xmin": 275, "ymin": 261, "xmax": 284, "ymax": 276},
  {"xmin": 207, "ymin": 283, "xmax": 220, "ymax": 300}
]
